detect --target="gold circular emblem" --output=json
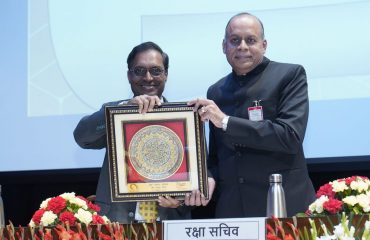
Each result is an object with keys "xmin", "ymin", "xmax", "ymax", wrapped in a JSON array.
[
  {"xmin": 128, "ymin": 184, "xmax": 138, "ymax": 192},
  {"xmin": 128, "ymin": 125, "xmax": 184, "ymax": 180}
]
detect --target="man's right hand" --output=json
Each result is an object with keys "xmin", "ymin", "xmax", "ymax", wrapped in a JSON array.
[{"xmin": 127, "ymin": 94, "xmax": 162, "ymax": 114}]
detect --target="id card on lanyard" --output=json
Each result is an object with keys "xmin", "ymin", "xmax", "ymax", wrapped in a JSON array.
[{"xmin": 248, "ymin": 100, "xmax": 263, "ymax": 121}]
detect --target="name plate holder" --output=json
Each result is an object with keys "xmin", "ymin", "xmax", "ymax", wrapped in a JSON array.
[{"xmin": 162, "ymin": 217, "xmax": 265, "ymax": 240}]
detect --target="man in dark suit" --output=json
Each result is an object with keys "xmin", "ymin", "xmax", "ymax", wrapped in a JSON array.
[
  {"xmin": 74, "ymin": 42, "xmax": 190, "ymax": 223},
  {"xmin": 188, "ymin": 12, "xmax": 315, "ymax": 217}
]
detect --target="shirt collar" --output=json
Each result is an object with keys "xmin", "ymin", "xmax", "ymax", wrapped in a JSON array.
[{"xmin": 232, "ymin": 57, "xmax": 270, "ymax": 81}]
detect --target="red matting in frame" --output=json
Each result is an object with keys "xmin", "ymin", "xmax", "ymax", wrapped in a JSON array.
[{"xmin": 123, "ymin": 120, "xmax": 189, "ymax": 183}]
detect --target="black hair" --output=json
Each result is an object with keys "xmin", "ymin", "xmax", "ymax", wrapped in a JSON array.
[{"xmin": 127, "ymin": 41, "xmax": 169, "ymax": 72}]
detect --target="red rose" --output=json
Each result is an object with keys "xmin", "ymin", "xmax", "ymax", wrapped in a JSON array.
[
  {"xmin": 47, "ymin": 196, "xmax": 67, "ymax": 214},
  {"xmin": 316, "ymin": 183, "xmax": 335, "ymax": 198},
  {"xmin": 32, "ymin": 209, "xmax": 46, "ymax": 224},
  {"xmin": 88, "ymin": 202, "xmax": 101, "ymax": 212},
  {"xmin": 323, "ymin": 198, "xmax": 343, "ymax": 214},
  {"xmin": 92, "ymin": 215, "xmax": 105, "ymax": 224},
  {"xmin": 345, "ymin": 176, "xmax": 357, "ymax": 185},
  {"xmin": 59, "ymin": 211, "xmax": 77, "ymax": 225}
]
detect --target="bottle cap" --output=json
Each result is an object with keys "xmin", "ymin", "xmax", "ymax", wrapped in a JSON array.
[{"xmin": 269, "ymin": 174, "xmax": 282, "ymax": 183}]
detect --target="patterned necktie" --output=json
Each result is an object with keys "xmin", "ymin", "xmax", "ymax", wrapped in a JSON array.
[{"xmin": 139, "ymin": 201, "xmax": 158, "ymax": 222}]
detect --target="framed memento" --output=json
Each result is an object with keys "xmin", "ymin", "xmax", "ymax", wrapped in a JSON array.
[{"xmin": 105, "ymin": 102, "xmax": 208, "ymax": 202}]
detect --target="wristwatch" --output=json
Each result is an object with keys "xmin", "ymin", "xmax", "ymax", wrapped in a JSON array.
[{"xmin": 222, "ymin": 116, "xmax": 230, "ymax": 131}]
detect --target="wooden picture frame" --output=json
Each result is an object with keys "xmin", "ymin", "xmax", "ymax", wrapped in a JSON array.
[{"xmin": 105, "ymin": 102, "xmax": 208, "ymax": 202}]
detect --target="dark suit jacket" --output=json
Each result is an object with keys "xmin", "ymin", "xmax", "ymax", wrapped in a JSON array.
[
  {"xmin": 208, "ymin": 57, "xmax": 315, "ymax": 218},
  {"xmin": 73, "ymin": 99, "xmax": 191, "ymax": 223}
]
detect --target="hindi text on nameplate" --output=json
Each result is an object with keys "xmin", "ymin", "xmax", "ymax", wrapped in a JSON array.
[{"xmin": 162, "ymin": 217, "xmax": 265, "ymax": 240}]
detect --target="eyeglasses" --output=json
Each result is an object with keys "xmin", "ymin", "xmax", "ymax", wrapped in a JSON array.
[{"xmin": 129, "ymin": 66, "xmax": 165, "ymax": 77}]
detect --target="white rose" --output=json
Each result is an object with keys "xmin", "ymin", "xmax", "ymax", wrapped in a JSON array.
[
  {"xmin": 342, "ymin": 196, "xmax": 358, "ymax": 206},
  {"xmin": 331, "ymin": 181, "xmax": 348, "ymax": 192},
  {"xmin": 60, "ymin": 192, "xmax": 76, "ymax": 201},
  {"xmin": 308, "ymin": 201, "xmax": 316, "ymax": 212},
  {"xmin": 69, "ymin": 197, "xmax": 88, "ymax": 209},
  {"xmin": 309, "ymin": 195, "xmax": 328, "ymax": 213},
  {"xmin": 356, "ymin": 194, "xmax": 370, "ymax": 212},
  {"xmin": 40, "ymin": 211, "xmax": 57, "ymax": 227},
  {"xmin": 75, "ymin": 209, "xmax": 93, "ymax": 225},
  {"xmin": 351, "ymin": 180, "xmax": 368, "ymax": 193},
  {"xmin": 40, "ymin": 197, "xmax": 51, "ymax": 209},
  {"xmin": 350, "ymin": 181, "xmax": 359, "ymax": 190},
  {"xmin": 357, "ymin": 180, "xmax": 369, "ymax": 193}
]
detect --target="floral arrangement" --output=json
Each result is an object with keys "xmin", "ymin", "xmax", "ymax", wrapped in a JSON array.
[
  {"xmin": 307, "ymin": 176, "xmax": 370, "ymax": 216},
  {"xmin": 307, "ymin": 213, "xmax": 370, "ymax": 240},
  {"xmin": 266, "ymin": 176, "xmax": 370, "ymax": 240},
  {"xmin": 267, "ymin": 213, "xmax": 370, "ymax": 240},
  {"xmin": 1, "ymin": 221, "xmax": 159, "ymax": 240},
  {"xmin": 29, "ymin": 192, "xmax": 110, "ymax": 227}
]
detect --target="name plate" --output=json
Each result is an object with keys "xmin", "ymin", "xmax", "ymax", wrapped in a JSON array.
[{"xmin": 162, "ymin": 217, "xmax": 265, "ymax": 240}]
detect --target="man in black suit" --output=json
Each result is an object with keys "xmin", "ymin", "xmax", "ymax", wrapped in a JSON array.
[
  {"xmin": 188, "ymin": 13, "xmax": 315, "ymax": 217},
  {"xmin": 74, "ymin": 42, "xmax": 190, "ymax": 223}
]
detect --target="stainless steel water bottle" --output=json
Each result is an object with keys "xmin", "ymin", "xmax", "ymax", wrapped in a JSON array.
[{"xmin": 266, "ymin": 174, "xmax": 287, "ymax": 218}]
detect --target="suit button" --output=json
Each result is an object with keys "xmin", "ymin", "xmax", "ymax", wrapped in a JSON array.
[
  {"xmin": 238, "ymin": 177, "xmax": 245, "ymax": 184},
  {"xmin": 128, "ymin": 212, "xmax": 134, "ymax": 218}
]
